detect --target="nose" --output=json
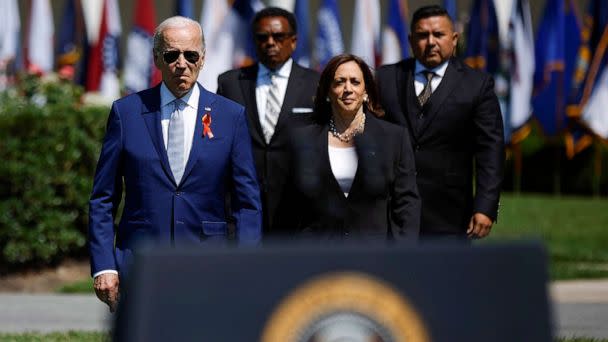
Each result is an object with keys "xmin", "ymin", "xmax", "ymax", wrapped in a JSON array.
[
  {"xmin": 343, "ymin": 81, "xmax": 353, "ymax": 92},
  {"xmin": 175, "ymin": 54, "xmax": 187, "ymax": 67},
  {"xmin": 427, "ymin": 35, "xmax": 436, "ymax": 45}
]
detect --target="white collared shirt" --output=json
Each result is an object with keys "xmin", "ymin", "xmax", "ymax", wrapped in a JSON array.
[
  {"xmin": 160, "ymin": 82, "xmax": 200, "ymax": 171},
  {"xmin": 256, "ymin": 59, "xmax": 293, "ymax": 126},
  {"xmin": 413, "ymin": 60, "xmax": 449, "ymax": 96}
]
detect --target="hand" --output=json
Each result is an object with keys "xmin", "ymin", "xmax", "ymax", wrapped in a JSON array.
[
  {"xmin": 467, "ymin": 213, "xmax": 493, "ymax": 239},
  {"xmin": 94, "ymin": 273, "xmax": 120, "ymax": 313}
]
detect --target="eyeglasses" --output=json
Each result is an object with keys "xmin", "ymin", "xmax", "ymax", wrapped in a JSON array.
[
  {"xmin": 253, "ymin": 32, "xmax": 294, "ymax": 43},
  {"xmin": 162, "ymin": 50, "xmax": 201, "ymax": 64}
]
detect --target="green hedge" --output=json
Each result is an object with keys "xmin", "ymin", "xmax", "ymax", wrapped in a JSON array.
[{"xmin": 0, "ymin": 76, "xmax": 108, "ymax": 271}]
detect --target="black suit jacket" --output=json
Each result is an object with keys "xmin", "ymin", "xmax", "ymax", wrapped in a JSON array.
[
  {"xmin": 377, "ymin": 58, "xmax": 504, "ymax": 235},
  {"xmin": 280, "ymin": 114, "xmax": 420, "ymax": 241},
  {"xmin": 217, "ymin": 63, "xmax": 319, "ymax": 234}
]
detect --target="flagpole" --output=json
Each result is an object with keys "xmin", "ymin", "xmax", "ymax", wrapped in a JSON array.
[
  {"xmin": 553, "ymin": 70, "xmax": 564, "ymax": 196},
  {"xmin": 513, "ymin": 142, "xmax": 522, "ymax": 195},
  {"xmin": 593, "ymin": 138, "xmax": 602, "ymax": 198}
]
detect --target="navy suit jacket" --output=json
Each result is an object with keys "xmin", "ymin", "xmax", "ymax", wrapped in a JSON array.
[{"xmin": 89, "ymin": 83, "xmax": 262, "ymax": 276}]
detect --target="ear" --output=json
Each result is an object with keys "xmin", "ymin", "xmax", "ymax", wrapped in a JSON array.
[
  {"xmin": 153, "ymin": 50, "xmax": 162, "ymax": 69},
  {"xmin": 290, "ymin": 35, "xmax": 297, "ymax": 52},
  {"xmin": 452, "ymin": 31, "xmax": 459, "ymax": 49}
]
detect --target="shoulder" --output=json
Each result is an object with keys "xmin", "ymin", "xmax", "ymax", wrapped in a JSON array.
[
  {"xmin": 112, "ymin": 86, "xmax": 159, "ymax": 113},
  {"xmin": 291, "ymin": 63, "xmax": 320, "ymax": 80},
  {"xmin": 449, "ymin": 58, "xmax": 493, "ymax": 82},
  {"xmin": 366, "ymin": 114, "xmax": 404, "ymax": 136},
  {"xmin": 377, "ymin": 58, "xmax": 414, "ymax": 75},
  {"xmin": 204, "ymin": 89, "xmax": 246, "ymax": 114},
  {"xmin": 218, "ymin": 65, "xmax": 257, "ymax": 82}
]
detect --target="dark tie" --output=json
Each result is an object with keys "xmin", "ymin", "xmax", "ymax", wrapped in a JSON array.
[
  {"xmin": 417, "ymin": 70, "xmax": 435, "ymax": 106},
  {"xmin": 167, "ymin": 99, "xmax": 185, "ymax": 184}
]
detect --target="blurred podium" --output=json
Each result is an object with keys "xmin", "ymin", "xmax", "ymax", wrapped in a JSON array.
[{"xmin": 114, "ymin": 242, "xmax": 552, "ymax": 342}]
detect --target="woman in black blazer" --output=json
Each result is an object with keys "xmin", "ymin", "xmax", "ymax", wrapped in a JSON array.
[{"xmin": 279, "ymin": 54, "xmax": 420, "ymax": 241}]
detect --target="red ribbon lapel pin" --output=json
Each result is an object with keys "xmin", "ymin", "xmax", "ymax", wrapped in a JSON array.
[{"xmin": 202, "ymin": 107, "xmax": 214, "ymax": 139}]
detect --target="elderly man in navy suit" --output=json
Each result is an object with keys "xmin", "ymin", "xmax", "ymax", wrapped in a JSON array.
[{"xmin": 89, "ymin": 16, "xmax": 261, "ymax": 311}]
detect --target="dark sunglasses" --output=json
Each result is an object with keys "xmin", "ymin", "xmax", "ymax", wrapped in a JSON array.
[
  {"xmin": 162, "ymin": 50, "xmax": 200, "ymax": 64},
  {"xmin": 254, "ymin": 32, "xmax": 294, "ymax": 43}
]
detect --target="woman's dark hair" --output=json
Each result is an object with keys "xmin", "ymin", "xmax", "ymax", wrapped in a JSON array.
[{"xmin": 312, "ymin": 54, "xmax": 384, "ymax": 123}]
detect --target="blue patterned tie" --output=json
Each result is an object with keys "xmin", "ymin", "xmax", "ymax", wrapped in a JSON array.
[{"xmin": 167, "ymin": 99, "xmax": 185, "ymax": 184}]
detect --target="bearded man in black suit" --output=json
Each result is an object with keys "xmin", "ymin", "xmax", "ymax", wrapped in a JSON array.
[
  {"xmin": 377, "ymin": 5, "xmax": 504, "ymax": 240},
  {"xmin": 217, "ymin": 7, "xmax": 319, "ymax": 235}
]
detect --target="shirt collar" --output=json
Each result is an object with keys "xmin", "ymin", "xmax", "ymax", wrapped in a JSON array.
[
  {"xmin": 160, "ymin": 82, "xmax": 200, "ymax": 110},
  {"xmin": 258, "ymin": 58, "xmax": 293, "ymax": 79},
  {"xmin": 414, "ymin": 59, "xmax": 449, "ymax": 78}
]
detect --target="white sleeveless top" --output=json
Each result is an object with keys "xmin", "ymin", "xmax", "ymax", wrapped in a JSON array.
[{"xmin": 328, "ymin": 145, "xmax": 358, "ymax": 197}]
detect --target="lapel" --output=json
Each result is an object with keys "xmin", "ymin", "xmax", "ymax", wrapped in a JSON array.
[
  {"xmin": 400, "ymin": 59, "xmax": 421, "ymax": 140},
  {"xmin": 348, "ymin": 114, "xmax": 379, "ymax": 200},
  {"xmin": 417, "ymin": 59, "xmax": 462, "ymax": 137},
  {"xmin": 181, "ymin": 84, "xmax": 217, "ymax": 184},
  {"xmin": 398, "ymin": 59, "xmax": 419, "ymax": 143},
  {"xmin": 271, "ymin": 63, "xmax": 304, "ymax": 141},
  {"xmin": 142, "ymin": 85, "xmax": 175, "ymax": 184},
  {"xmin": 238, "ymin": 65, "xmax": 265, "ymax": 145},
  {"xmin": 317, "ymin": 124, "xmax": 349, "ymax": 201}
]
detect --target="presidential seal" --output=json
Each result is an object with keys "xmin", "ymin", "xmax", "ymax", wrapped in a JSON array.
[{"xmin": 260, "ymin": 272, "xmax": 431, "ymax": 342}]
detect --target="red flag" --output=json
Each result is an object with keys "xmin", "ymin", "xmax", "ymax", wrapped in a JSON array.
[{"xmin": 85, "ymin": 0, "xmax": 107, "ymax": 92}]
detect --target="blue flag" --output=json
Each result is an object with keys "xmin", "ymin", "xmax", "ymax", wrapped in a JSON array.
[
  {"xmin": 532, "ymin": 0, "xmax": 581, "ymax": 137},
  {"xmin": 315, "ymin": 0, "xmax": 344, "ymax": 69},
  {"xmin": 463, "ymin": 0, "xmax": 499, "ymax": 73},
  {"xmin": 175, "ymin": 0, "xmax": 193, "ymax": 18},
  {"xmin": 233, "ymin": 0, "xmax": 264, "ymax": 65},
  {"xmin": 56, "ymin": 0, "xmax": 88, "ymax": 85},
  {"xmin": 381, "ymin": 0, "xmax": 408, "ymax": 64},
  {"xmin": 444, "ymin": 0, "xmax": 457, "ymax": 22},
  {"xmin": 293, "ymin": 0, "xmax": 311, "ymax": 67},
  {"xmin": 566, "ymin": 0, "xmax": 608, "ymax": 145}
]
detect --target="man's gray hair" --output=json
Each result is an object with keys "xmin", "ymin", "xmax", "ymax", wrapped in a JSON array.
[{"xmin": 153, "ymin": 16, "xmax": 205, "ymax": 56}]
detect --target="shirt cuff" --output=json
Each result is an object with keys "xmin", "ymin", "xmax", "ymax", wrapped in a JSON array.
[{"xmin": 93, "ymin": 269, "xmax": 119, "ymax": 278}]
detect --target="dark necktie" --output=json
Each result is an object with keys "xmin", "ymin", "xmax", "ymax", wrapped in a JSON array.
[{"xmin": 417, "ymin": 70, "xmax": 435, "ymax": 106}]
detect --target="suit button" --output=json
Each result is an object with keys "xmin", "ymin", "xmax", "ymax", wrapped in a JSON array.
[
  {"xmin": 415, "ymin": 145, "xmax": 420, "ymax": 151},
  {"xmin": 176, "ymin": 191, "xmax": 182, "ymax": 196}
]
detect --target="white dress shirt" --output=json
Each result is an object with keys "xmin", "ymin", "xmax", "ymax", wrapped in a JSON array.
[
  {"xmin": 256, "ymin": 59, "xmax": 292, "ymax": 127},
  {"xmin": 328, "ymin": 145, "xmax": 358, "ymax": 197},
  {"xmin": 93, "ymin": 83, "xmax": 200, "ymax": 278},
  {"xmin": 413, "ymin": 60, "xmax": 449, "ymax": 96}
]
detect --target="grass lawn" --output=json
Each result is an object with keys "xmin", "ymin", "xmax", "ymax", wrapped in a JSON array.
[
  {"xmin": 483, "ymin": 193, "xmax": 608, "ymax": 280},
  {"xmin": 0, "ymin": 332, "xmax": 109, "ymax": 341},
  {"xmin": 54, "ymin": 193, "xmax": 607, "ymax": 295}
]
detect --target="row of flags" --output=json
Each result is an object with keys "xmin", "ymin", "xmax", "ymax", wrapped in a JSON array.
[
  {"xmin": 462, "ymin": 0, "xmax": 607, "ymax": 158},
  {"xmin": 0, "ymin": 0, "xmax": 606, "ymax": 155}
]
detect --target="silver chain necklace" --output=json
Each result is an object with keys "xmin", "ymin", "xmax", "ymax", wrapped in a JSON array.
[{"xmin": 329, "ymin": 113, "xmax": 366, "ymax": 143}]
